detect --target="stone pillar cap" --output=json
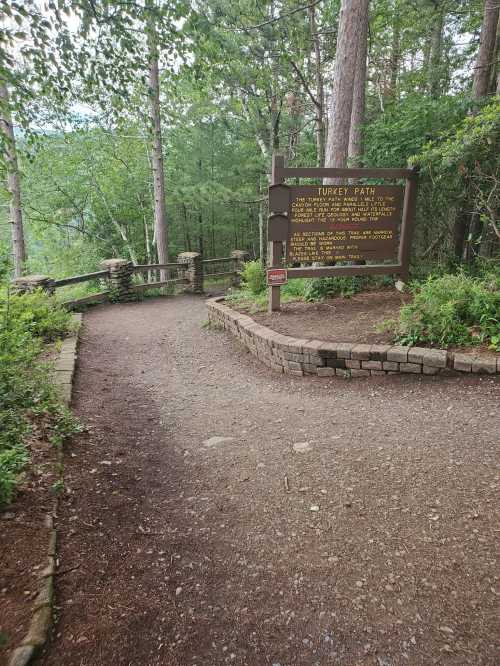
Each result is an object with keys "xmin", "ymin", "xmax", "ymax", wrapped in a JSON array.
[
  {"xmin": 100, "ymin": 259, "xmax": 131, "ymax": 268},
  {"xmin": 177, "ymin": 252, "xmax": 201, "ymax": 259},
  {"xmin": 12, "ymin": 274, "xmax": 51, "ymax": 283}
]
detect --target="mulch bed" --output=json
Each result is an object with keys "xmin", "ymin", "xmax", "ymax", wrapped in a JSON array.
[
  {"xmin": 246, "ymin": 289, "xmax": 498, "ymax": 358},
  {"xmin": 251, "ymin": 289, "xmax": 407, "ymax": 345},
  {"xmin": 0, "ymin": 436, "xmax": 59, "ymax": 665}
]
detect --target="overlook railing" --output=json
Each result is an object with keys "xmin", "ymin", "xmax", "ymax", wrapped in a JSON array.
[{"xmin": 12, "ymin": 251, "xmax": 249, "ymax": 309}]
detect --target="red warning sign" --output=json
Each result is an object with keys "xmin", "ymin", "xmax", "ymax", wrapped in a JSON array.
[{"xmin": 267, "ymin": 268, "xmax": 288, "ymax": 286}]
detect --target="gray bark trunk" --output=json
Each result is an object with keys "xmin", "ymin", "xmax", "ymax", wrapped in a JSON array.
[
  {"xmin": 429, "ymin": 7, "xmax": 444, "ymax": 97},
  {"xmin": 348, "ymin": 6, "xmax": 368, "ymax": 167},
  {"xmin": 388, "ymin": 4, "xmax": 400, "ymax": 99},
  {"xmin": 0, "ymin": 83, "xmax": 26, "ymax": 277},
  {"xmin": 472, "ymin": 0, "xmax": 500, "ymax": 98},
  {"xmin": 147, "ymin": 15, "xmax": 168, "ymax": 275},
  {"xmin": 309, "ymin": 4, "xmax": 325, "ymax": 166},
  {"xmin": 324, "ymin": 0, "xmax": 369, "ymax": 185}
]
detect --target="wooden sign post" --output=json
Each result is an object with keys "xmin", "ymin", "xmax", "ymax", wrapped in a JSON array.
[{"xmin": 267, "ymin": 154, "xmax": 418, "ymax": 312}]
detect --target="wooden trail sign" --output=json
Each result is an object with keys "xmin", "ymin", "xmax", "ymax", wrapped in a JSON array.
[{"xmin": 267, "ymin": 154, "xmax": 418, "ymax": 312}]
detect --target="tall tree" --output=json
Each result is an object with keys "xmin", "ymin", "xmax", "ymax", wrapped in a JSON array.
[
  {"xmin": 308, "ymin": 3, "xmax": 325, "ymax": 166},
  {"xmin": 324, "ymin": 0, "xmax": 369, "ymax": 183},
  {"xmin": 146, "ymin": 5, "xmax": 169, "ymax": 268},
  {"xmin": 472, "ymin": 0, "xmax": 500, "ymax": 99},
  {"xmin": 0, "ymin": 83, "xmax": 26, "ymax": 277},
  {"xmin": 348, "ymin": 4, "xmax": 369, "ymax": 166}
]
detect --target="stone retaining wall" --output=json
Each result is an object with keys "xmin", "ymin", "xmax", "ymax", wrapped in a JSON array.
[{"xmin": 207, "ymin": 298, "xmax": 499, "ymax": 378}]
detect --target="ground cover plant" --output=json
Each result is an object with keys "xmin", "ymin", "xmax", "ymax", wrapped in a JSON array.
[
  {"xmin": 226, "ymin": 260, "xmax": 388, "ymax": 312},
  {"xmin": 228, "ymin": 260, "xmax": 500, "ymax": 352},
  {"xmin": 385, "ymin": 272, "xmax": 500, "ymax": 350},
  {"xmin": 0, "ymin": 289, "xmax": 80, "ymax": 506}
]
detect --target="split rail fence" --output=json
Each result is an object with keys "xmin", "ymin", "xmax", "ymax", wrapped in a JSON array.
[{"xmin": 12, "ymin": 251, "xmax": 248, "ymax": 308}]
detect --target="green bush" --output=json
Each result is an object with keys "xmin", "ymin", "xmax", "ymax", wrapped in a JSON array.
[
  {"xmin": 0, "ymin": 289, "xmax": 79, "ymax": 506},
  {"xmin": 303, "ymin": 276, "xmax": 366, "ymax": 301},
  {"xmin": 241, "ymin": 260, "xmax": 266, "ymax": 295},
  {"xmin": 393, "ymin": 273, "xmax": 499, "ymax": 349},
  {"xmin": 0, "ymin": 289, "xmax": 74, "ymax": 341}
]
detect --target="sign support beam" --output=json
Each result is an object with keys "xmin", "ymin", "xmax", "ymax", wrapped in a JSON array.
[{"xmin": 268, "ymin": 154, "xmax": 285, "ymax": 313}]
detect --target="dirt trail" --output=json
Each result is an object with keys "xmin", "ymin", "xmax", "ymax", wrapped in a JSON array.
[{"xmin": 37, "ymin": 295, "xmax": 499, "ymax": 666}]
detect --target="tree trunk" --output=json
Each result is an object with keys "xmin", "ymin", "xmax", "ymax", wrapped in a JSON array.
[
  {"xmin": 308, "ymin": 4, "xmax": 325, "ymax": 166},
  {"xmin": 388, "ymin": 2, "xmax": 401, "ymax": 99},
  {"xmin": 453, "ymin": 209, "xmax": 468, "ymax": 261},
  {"xmin": 147, "ymin": 8, "xmax": 168, "ymax": 276},
  {"xmin": 472, "ymin": 0, "xmax": 500, "ymax": 98},
  {"xmin": 0, "ymin": 83, "xmax": 27, "ymax": 277},
  {"xmin": 348, "ymin": 4, "xmax": 368, "ymax": 167},
  {"xmin": 428, "ymin": 5, "xmax": 444, "ymax": 97},
  {"xmin": 324, "ymin": 0, "xmax": 369, "ymax": 185}
]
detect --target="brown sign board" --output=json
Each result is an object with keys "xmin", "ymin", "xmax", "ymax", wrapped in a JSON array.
[
  {"xmin": 287, "ymin": 185, "xmax": 404, "ymax": 263},
  {"xmin": 266, "ymin": 155, "xmax": 418, "ymax": 312},
  {"xmin": 268, "ymin": 213, "xmax": 289, "ymax": 242}
]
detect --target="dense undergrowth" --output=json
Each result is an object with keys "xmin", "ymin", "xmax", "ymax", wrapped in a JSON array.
[
  {"xmin": 0, "ymin": 289, "xmax": 80, "ymax": 506},
  {"xmin": 228, "ymin": 261, "xmax": 500, "ymax": 351}
]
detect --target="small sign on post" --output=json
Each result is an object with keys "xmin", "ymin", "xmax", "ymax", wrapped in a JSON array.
[{"xmin": 267, "ymin": 268, "xmax": 288, "ymax": 286}]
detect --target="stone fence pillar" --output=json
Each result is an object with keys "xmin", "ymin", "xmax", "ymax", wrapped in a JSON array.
[
  {"xmin": 100, "ymin": 259, "xmax": 134, "ymax": 302},
  {"xmin": 11, "ymin": 274, "xmax": 55, "ymax": 295},
  {"xmin": 177, "ymin": 252, "xmax": 203, "ymax": 294},
  {"xmin": 231, "ymin": 250, "xmax": 249, "ymax": 286}
]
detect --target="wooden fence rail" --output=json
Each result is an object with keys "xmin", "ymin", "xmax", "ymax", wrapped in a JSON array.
[
  {"xmin": 12, "ymin": 251, "xmax": 249, "ymax": 309},
  {"xmin": 53, "ymin": 270, "xmax": 109, "ymax": 288}
]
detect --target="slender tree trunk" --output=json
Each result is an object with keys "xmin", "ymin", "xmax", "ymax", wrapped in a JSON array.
[
  {"xmin": 388, "ymin": 2, "xmax": 401, "ymax": 99},
  {"xmin": 473, "ymin": 0, "xmax": 500, "ymax": 98},
  {"xmin": 309, "ymin": 4, "xmax": 325, "ymax": 166},
  {"xmin": 0, "ymin": 83, "xmax": 26, "ymax": 277},
  {"xmin": 324, "ymin": 0, "xmax": 369, "ymax": 184},
  {"xmin": 492, "ymin": 13, "xmax": 500, "ymax": 93},
  {"xmin": 428, "ymin": 5, "xmax": 444, "ymax": 97},
  {"xmin": 453, "ymin": 208, "xmax": 468, "ymax": 261},
  {"xmin": 269, "ymin": 0, "xmax": 281, "ymax": 155},
  {"xmin": 348, "ymin": 5, "xmax": 368, "ymax": 167},
  {"xmin": 146, "ymin": 7, "xmax": 168, "ymax": 276}
]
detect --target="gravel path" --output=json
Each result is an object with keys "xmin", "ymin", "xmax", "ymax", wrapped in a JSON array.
[{"xmin": 38, "ymin": 295, "xmax": 499, "ymax": 666}]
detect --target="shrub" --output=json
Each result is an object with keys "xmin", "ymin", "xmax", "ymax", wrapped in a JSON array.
[
  {"xmin": 303, "ymin": 276, "xmax": 366, "ymax": 302},
  {"xmin": 393, "ymin": 273, "xmax": 499, "ymax": 348},
  {"xmin": 241, "ymin": 260, "xmax": 266, "ymax": 295},
  {"xmin": 0, "ymin": 289, "xmax": 79, "ymax": 506},
  {"xmin": 0, "ymin": 289, "xmax": 74, "ymax": 341}
]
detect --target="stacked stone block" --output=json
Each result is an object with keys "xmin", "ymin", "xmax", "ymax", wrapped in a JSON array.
[
  {"xmin": 230, "ymin": 250, "xmax": 250, "ymax": 287},
  {"xmin": 177, "ymin": 252, "xmax": 203, "ymax": 294},
  {"xmin": 207, "ymin": 297, "xmax": 499, "ymax": 379},
  {"xmin": 11, "ymin": 274, "xmax": 55, "ymax": 295},
  {"xmin": 100, "ymin": 259, "xmax": 135, "ymax": 302}
]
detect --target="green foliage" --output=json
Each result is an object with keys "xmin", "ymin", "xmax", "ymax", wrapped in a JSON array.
[
  {"xmin": 241, "ymin": 260, "xmax": 266, "ymax": 295},
  {"xmin": 363, "ymin": 95, "xmax": 471, "ymax": 168},
  {"xmin": 392, "ymin": 273, "xmax": 500, "ymax": 348},
  {"xmin": 0, "ymin": 289, "xmax": 79, "ymax": 506},
  {"xmin": 303, "ymin": 276, "xmax": 367, "ymax": 302},
  {"xmin": 0, "ymin": 289, "xmax": 74, "ymax": 341}
]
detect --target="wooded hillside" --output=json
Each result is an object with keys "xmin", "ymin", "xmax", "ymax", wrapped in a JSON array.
[{"xmin": 1, "ymin": 0, "xmax": 499, "ymax": 280}]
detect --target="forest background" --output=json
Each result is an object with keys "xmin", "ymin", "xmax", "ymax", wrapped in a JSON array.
[{"xmin": 0, "ymin": 0, "xmax": 499, "ymax": 285}]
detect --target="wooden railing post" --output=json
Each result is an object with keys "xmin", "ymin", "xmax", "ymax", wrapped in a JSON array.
[
  {"xmin": 100, "ymin": 259, "xmax": 134, "ymax": 302},
  {"xmin": 11, "ymin": 274, "xmax": 55, "ymax": 295},
  {"xmin": 177, "ymin": 252, "xmax": 203, "ymax": 294}
]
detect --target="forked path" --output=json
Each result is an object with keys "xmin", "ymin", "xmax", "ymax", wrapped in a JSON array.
[{"xmin": 39, "ymin": 296, "xmax": 499, "ymax": 665}]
